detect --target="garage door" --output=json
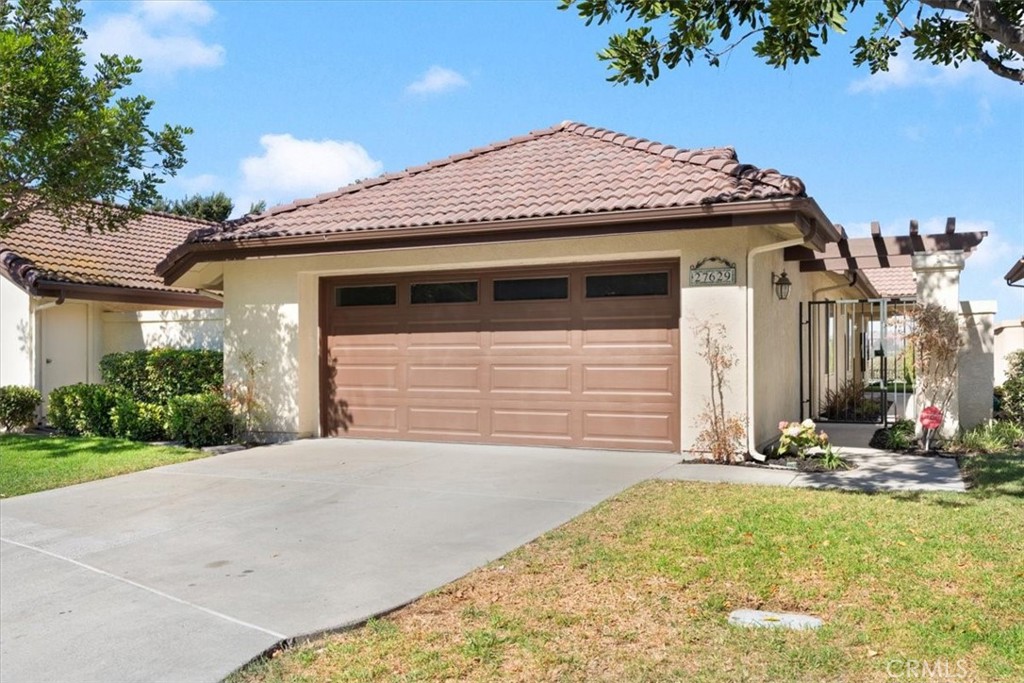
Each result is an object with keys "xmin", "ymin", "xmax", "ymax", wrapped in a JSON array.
[{"xmin": 320, "ymin": 261, "xmax": 679, "ymax": 451}]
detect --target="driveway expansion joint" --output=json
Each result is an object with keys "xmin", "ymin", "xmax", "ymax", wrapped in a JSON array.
[{"xmin": 0, "ymin": 536, "xmax": 286, "ymax": 640}]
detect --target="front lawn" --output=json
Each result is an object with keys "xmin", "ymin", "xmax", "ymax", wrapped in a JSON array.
[
  {"xmin": 0, "ymin": 434, "xmax": 208, "ymax": 498},
  {"xmin": 234, "ymin": 452, "xmax": 1024, "ymax": 683}
]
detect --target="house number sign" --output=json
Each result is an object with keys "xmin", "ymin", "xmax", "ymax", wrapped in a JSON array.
[{"xmin": 689, "ymin": 257, "xmax": 736, "ymax": 287}]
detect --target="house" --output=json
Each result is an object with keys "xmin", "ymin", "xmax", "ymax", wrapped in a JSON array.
[
  {"xmin": 154, "ymin": 121, "xmax": 991, "ymax": 453},
  {"xmin": 0, "ymin": 206, "xmax": 223, "ymax": 407}
]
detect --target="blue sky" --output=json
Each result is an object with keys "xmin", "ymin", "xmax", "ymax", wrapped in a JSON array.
[{"xmin": 80, "ymin": 0, "xmax": 1023, "ymax": 320}]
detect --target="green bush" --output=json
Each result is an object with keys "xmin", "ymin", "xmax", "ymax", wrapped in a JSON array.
[
  {"xmin": 166, "ymin": 392, "xmax": 233, "ymax": 447},
  {"xmin": 99, "ymin": 350, "xmax": 150, "ymax": 401},
  {"xmin": 111, "ymin": 395, "xmax": 167, "ymax": 442},
  {"xmin": 952, "ymin": 420, "xmax": 1024, "ymax": 454},
  {"xmin": 998, "ymin": 350, "xmax": 1024, "ymax": 427},
  {"xmin": 869, "ymin": 419, "xmax": 916, "ymax": 450},
  {"xmin": 100, "ymin": 348, "xmax": 223, "ymax": 404},
  {"xmin": 0, "ymin": 385, "xmax": 41, "ymax": 431},
  {"xmin": 47, "ymin": 384, "xmax": 117, "ymax": 436}
]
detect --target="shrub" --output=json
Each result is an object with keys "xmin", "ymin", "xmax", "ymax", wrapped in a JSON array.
[
  {"xmin": 999, "ymin": 350, "xmax": 1024, "ymax": 427},
  {"xmin": 46, "ymin": 384, "xmax": 117, "ymax": 436},
  {"xmin": 100, "ymin": 348, "xmax": 223, "ymax": 404},
  {"xmin": 0, "ymin": 385, "xmax": 41, "ymax": 432},
  {"xmin": 166, "ymin": 392, "xmax": 233, "ymax": 447},
  {"xmin": 869, "ymin": 419, "xmax": 917, "ymax": 450},
  {"xmin": 778, "ymin": 419, "xmax": 828, "ymax": 457},
  {"xmin": 111, "ymin": 395, "xmax": 167, "ymax": 442},
  {"xmin": 951, "ymin": 420, "xmax": 1024, "ymax": 454},
  {"xmin": 821, "ymin": 379, "xmax": 881, "ymax": 421}
]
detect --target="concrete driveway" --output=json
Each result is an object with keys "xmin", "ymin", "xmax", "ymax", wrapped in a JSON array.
[{"xmin": 0, "ymin": 439, "xmax": 679, "ymax": 683}]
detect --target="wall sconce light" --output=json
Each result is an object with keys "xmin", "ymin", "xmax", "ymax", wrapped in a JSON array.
[{"xmin": 772, "ymin": 271, "xmax": 792, "ymax": 301}]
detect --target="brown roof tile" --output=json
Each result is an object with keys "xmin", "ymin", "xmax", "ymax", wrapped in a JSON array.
[
  {"xmin": 196, "ymin": 121, "xmax": 807, "ymax": 245},
  {"xmin": 1, "ymin": 205, "xmax": 217, "ymax": 302},
  {"xmin": 862, "ymin": 267, "xmax": 917, "ymax": 298}
]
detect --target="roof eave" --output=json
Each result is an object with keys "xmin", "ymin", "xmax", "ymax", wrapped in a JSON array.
[
  {"xmin": 28, "ymin": 279, "xmax": 223, "ymax": 308},
  {"xmin": 159, "ymin": 197, "xmax": 837, "ymax": 285},
  {"xmin": 1005, "ymin": 258, "xmax": 1024, "ymax": 285}
]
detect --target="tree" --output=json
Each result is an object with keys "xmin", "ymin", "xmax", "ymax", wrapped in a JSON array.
[
  {"xmin": 561, "ymin": 0, "xmax": 1024, "ymax": 85},
  {"xmin": 150, "ymin": 192, "xmax": 234, "ymax": 222},
  {"xmin": 0, "ymin": 0, "xmax": 191, "ymax": 238}
]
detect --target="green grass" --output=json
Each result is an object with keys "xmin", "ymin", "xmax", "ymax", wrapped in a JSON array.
[
  {"xmin": 0, "ymin": 434, "xmax": 208, "ymax": 497},
  {"xmin": 233, "ymin": 451, "xmax": 1024, "ymax": 683}
]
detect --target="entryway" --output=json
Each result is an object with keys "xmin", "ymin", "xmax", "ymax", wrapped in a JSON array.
[{"xmin": 800, "ymin": 298, "xmax": 916, "ymax": 428}]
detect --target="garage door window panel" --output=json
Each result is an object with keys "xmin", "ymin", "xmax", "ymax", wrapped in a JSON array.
[
  {"xmin": 411, "ymin": 281, "xmax": 478, "ymax": 304},
  {"xmin": 585, "ymin": 272, "xmax": 669, "ymax": 298},
  {"xmin": 335, "ymin": 284, "xmax": 397, "ymax": 307},
  {"xmin": 494, "ymin": 277, "xmax": 569, "ymax": 302}
]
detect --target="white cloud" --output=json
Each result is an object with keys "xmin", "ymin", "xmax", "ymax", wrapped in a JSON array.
[
  {"xmin": 848, "ymin": 50, "xmax": 987, "ymax": 94},
  {"xmin": 239, "ymin": 134, "xmax": 383, "ymax": 206},
  {"xmin": 85, "ymin": 1, "xmax": 224, "ymax": 75},
  {"xmin": 406, "ymin": 65, "xmax": 469, "ymax": 95}
]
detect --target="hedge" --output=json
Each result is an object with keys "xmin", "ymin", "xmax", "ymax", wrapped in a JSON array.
[
  {"xmin": 110, "ymin": 395, "xmax": 167, "ymax": 442},
  {"xmin": 166, "ymin": 393, "xmax": 234, "ymax": 447},
  {"xmin": 100, "ymin": 348, "xmax": 223, "ymax": 404},
  {"xmin": 47, "ymin": 384, "xmax": 118, "ymax": 437},
  {"xmin": 0, "ymin": 385, "xmax": 41, "ymax": 432}
]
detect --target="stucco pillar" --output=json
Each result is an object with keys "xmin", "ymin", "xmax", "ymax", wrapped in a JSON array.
[
  {"xmin": 958, "ymin": 300, "xmax": 996, "ymax": 430},
  {"xmin": 912, "ymin": 251, "xmax": 964, "ymax": 437}
]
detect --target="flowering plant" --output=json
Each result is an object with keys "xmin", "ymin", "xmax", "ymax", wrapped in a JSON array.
[{"xmin": 777, "ymin": 418, "xmax": 830, "ymax": 458}]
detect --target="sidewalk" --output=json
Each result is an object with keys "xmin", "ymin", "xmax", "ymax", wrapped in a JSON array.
[{"xmin": 657, "ymin": 423, "xmax": 966, "ymax": 493}]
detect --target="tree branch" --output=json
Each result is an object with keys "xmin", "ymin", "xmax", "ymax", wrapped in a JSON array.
[
  {"xmin": 921, "ymin": 0, "xmax": 1024, "ymax": 55},
  {"xmin": 977, "ymin": 46, "xmax": 1024, "ymax": 81}
]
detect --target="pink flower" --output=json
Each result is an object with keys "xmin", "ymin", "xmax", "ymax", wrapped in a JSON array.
[{"xmin": 778, "ymin": 421, "xmax": 789, "ymax": 431}]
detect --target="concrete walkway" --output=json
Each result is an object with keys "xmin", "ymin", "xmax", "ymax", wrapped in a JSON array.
[
  {"xmin": 657, "ymin": 449, "xmax": 965, "ymax": 493},
  {"xmin": 658, "ymin": 422, "xmax": 966, "ymax": 493},
  {"xmin": 0, "ymin": 439, "xmax": 679, "ymax": 683}
]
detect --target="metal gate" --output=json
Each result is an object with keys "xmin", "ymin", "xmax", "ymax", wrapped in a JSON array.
[{"xmin": 800, "ymin": 299, "xmax": 916, "ymax": 426}]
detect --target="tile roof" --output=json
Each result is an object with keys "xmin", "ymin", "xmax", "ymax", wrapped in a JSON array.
[
  {"xmin": 0, "ymin": 205, "xmax": 217, "ymax": 301},
  {"xmin": 191, "ymin": 121, "xmax": 808, "ymax": 244},
  {"xmin": 862, "ymin": 267, "xmax": 917, "ymax": 298}
]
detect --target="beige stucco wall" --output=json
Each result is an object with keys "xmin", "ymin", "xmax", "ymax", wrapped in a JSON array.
[
  {"xmin": 0, "ymin": 276, "xmax": 34, "ymax": 387},
  {"xmin": 958, "ymin": 301, "xmax": 995, "ymax": 429},
  {"xmin": 994, "ymin": 319, "xmax": 1023, "ymax": 385},
  {"xmin": 101, "ymin": 309, "xmax": 223, "ymax": 356},
  {"xmin": 220, "ymin": 225, "xmax": 811, "ymax": 449}
]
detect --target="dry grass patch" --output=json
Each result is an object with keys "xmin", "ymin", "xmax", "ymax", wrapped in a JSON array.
[{"xmin": 234, "ymin": 454, "xmax": 1023, "ymax": 683}]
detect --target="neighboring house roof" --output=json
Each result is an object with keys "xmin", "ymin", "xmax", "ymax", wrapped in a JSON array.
[
  {"xmin": 1006, "ymin": 257, "xmax": 1024, "ymax": 285},
  {"xmin": 159, "ymin": 121, "xmax": 841, "ymax": 283},
  {"xmin": 861, "ymin": 267, "xmax": 917, "ymax": 298},
  {"xmin": 0, "ymin": 206, "xmax": 222, "ymax": 307}
]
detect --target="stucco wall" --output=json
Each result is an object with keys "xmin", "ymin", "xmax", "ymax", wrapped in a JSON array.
[
  {"xmin": 101, "ymin": 309, "xmax": 224, "ymax": 356},
  {"xmin": 958, "ymin": 301, "xmax": 995, "ymax": 429},
  {"xmin": 221, "ymin": 227, "xmax": 808, "ymax": 447},
  {"xmin": 0, "ymin": 277, "xmax": 34, "ymax": 387},
  {"xmin": 994, "ymin": 319, "xmax": 1023, "ymax": 385}
]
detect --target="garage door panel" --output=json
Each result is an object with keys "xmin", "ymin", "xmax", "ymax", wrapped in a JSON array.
[
  {"xmin": 490, "ymin": 326, "xmax": 574, "ymax": 349},
  {"xmin": 491, "ymin": 409, "xmax": 574, "ymax": 440},
  {"xmin": 582, "ymin": 410, "xmax": 675, "ymax": 446},
  {"xmin": 407, "ymin": 364, "xmax": 482, "ymax": 393},
  {"xmin": 322, "ymin": 262, "xmax": 679, "ymax": 451},
  {"xmin": 408, "ymin": 407, "xmax": 481, "ymax": 436},
  {"xmin": 332, "ymin": 363, "xmax": 400, "ymax": 389},
  {"xmin": 582, "ymin": 365, "xmax": 674, "ymax": 396},
  {"xmin": 582, "ymin": 324, "xmax": 677, "ymax": 348},
  {"xmin": 490, "ymin": 364, "xmax": 572, "ymax": 394},
  {"xmin": 406, "ymin": 328, "xmax": 484, "ymax": 350},
  {"xmin": 345, "ymin": 405, "xmax": 400, "ymax": 435}
]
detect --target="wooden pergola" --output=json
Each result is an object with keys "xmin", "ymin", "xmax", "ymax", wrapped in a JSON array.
[{"xmin": 784, "ymin": 218, "xmax": 987, "ymax": 273}]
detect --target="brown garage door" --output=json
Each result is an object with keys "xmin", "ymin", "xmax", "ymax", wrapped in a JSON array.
[{"xmin": 320, "ymin": 261, "xmax": 679, "ymax": 451}]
